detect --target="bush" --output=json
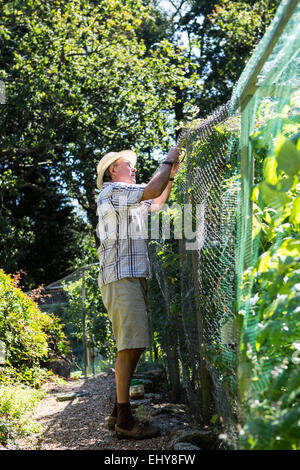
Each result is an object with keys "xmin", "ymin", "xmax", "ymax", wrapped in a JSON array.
[{"xmin": 0, "ymin": 269, "xmax": 69, "ymax": 386}]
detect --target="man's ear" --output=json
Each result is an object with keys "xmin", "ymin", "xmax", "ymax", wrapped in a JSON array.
[{"xmin": 109, "ymin": 163, "xmax": 118, "ymax": 178}]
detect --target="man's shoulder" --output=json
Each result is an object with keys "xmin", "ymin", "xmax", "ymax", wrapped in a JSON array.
[
  {"xmin": 97, "ymin": 182, "xmax": 147, "ymax": 206},
  {"xmin": 98, "ymin": 182, "xmax": 145, "ymax": 197}
]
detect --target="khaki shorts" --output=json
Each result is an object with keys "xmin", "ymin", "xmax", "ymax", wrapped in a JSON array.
[{"xmin": 101, "ymin": 277, "xmax": 151, "ymax": 352}]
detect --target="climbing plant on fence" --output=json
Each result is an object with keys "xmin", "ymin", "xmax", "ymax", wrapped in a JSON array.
[
  {"xmin": 149, "ymin": 102, "xmax": 240, "ymax": 446},
  {"xmin": 237, "ymin": 97, "xmax": 300, "ymax": 450},
  {"xmin": 150, "ymin": 0, "xmax": 300, "ymax": 450},
  {"xmin": 230, "ymin": 0, "xmax": 300, "ymax": 450}
]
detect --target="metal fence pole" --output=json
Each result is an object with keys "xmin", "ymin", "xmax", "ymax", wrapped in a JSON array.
[{"xmin": 81, "ymin": 268, "xmax": 89, "ymax": 377}]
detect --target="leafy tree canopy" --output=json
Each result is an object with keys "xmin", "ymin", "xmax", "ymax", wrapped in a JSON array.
[
  {"xmin": 160, "ymin": 0, "xmax": 281, "ymax": 115},
  {"xmin": 0, "ymin": 0, "xmax": 199, "ymax": 287}
]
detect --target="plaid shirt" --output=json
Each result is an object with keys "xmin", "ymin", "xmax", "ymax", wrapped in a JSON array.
[{"xmin": 96, "ymin": 182, "xmax": 152, "ymax": 287}]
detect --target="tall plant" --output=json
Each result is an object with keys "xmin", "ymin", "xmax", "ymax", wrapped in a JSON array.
[{"xmin": 238, "ymin": 95, "xmax": 300, "ymax": 449}]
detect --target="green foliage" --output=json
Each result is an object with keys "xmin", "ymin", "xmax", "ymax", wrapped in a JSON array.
[
  {"xmin": 176, "ymin": 0, "xmax": 280, "ymax": 115},
  {"xmin": 0, "ymin": 184, "xmax": 90, "ymax": 291},
  {"xmin": 0, "ymin": 0, "xmax": 200, "ymax": 289},
  {"xmin": 0, "ymin": 0, "xmax": 198, "ymax": 239},
  {"xmin": 0, "ymin": 269, "xmax": 69, "ymax": 387},
  {"xmin": 0, "ymin": 384, "xmax": 45, "ymax": 446},
  {"xmin": 239, "ymin": 98, "xmax": 300, "ymax": 450}
]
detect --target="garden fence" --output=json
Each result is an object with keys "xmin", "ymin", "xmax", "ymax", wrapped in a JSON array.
[
  {"xmin": 40, "ymin": 263, "xmax": 106, "ymax": 377},
  {"xmin": 158, "ymin": 0, "xmax": 300, "ymax": 449}
]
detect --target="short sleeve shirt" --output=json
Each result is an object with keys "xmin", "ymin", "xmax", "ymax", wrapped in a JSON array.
[{"xmin": 96, "ymin": 182, "xmax": 152, "ymax": 288}]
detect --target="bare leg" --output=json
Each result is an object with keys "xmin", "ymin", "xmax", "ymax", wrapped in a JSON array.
[
  {"xmin": 113, "ymin": 348, "xmax": 160, "ymax": 438},
  {"xmin": 115, "ymin": 347, "xmax": 145, "ymax": 403}
]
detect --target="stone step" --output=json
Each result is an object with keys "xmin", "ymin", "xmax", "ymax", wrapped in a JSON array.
[{"xmin": 55, "ymin": 391, "xmax": 91, "ymax": 401}]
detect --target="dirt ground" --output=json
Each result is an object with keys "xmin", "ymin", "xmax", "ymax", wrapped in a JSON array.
[{"xmin": 17, "ymin": 371, "xmax": 172, "ymax": 451}]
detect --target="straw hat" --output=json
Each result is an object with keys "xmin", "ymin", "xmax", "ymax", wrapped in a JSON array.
[{"xmin": 96, "ymin": 150, "xmax": 137, "ymax": 189}]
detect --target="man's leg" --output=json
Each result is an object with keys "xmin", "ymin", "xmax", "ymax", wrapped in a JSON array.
[
  {"xmin": 115, "ymin": 347, "xmax": 145, "ymax": 430},
  {"xmin": 115, "ymin": 347, "xmax": 145, "ymax": 402}
]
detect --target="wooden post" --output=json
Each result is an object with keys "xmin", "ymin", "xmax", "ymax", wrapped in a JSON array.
[
  {"xmin": 190, "ymin": 222, "xmax": 212, "ymax": 425},
  {"xmin": 81, "ymin": 269, "xmax": 89, "ymax": 377},
  {"xmin": 185, "ymin": 130, "xmax": 212, "ymax": 423},
  {"xmin": 162, "ymin": 274, "xmax": 181, "ymax": 401}
]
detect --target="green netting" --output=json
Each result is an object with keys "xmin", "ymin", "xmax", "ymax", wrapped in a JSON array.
[
  {"xmin": 150, "ymin": 0, "xmax": 300, "ymax": 449},
  {"xmin": 150, "ymin": 102, "xmax": 241, "ymax": 447},
  {"xmin": 228, "ymin": 0, "xmax": 300, "ymax": 450}
]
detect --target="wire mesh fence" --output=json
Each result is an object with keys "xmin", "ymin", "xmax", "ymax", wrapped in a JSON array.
[
  {"xmin": 149, "ymin": 0, "xmax": 300, "ymax": 449},
  {"xmin": 39, "ymin": 263, "xmax": 115, "ymax": 377},
  {"xmin": 230, "ymin": 0, "xmax": 300, "ymax": 449},
  {"xmin": 149, "ymin": 101, "xmax": 241, "ymax": 447}
]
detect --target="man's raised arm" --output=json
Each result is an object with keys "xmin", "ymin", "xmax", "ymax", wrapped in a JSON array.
[{"xmin": 141, "ymin": 147, "xmax": 181, "ymax": 208}]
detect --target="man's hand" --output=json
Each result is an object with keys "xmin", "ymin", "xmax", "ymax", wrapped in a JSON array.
[
  {"xmin": 166, "ymin": 147, "xmax": 181, "ymax": 164},
  {"xmin": 166, "ymin": 147, "xmax": 181, "ymax": 179},
  {"xmin": 167, "ymin": 147, "xmax": 181, "ymax": 179},
  {"xmin": 170, "ymin": 160, "xmax": 180, "ymax": 178}
]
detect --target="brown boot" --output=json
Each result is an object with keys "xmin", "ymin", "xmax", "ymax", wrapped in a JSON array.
[
  {"xmin": 116, "ymin": 402, "xmax": 135, "ymax": 430},
  {"xmin": 106, "ymin": 414, "xmax": 150, "ymax": 431},
  {"xmin": 115, "ymin": 420, "xmax": 160, "ymax": 440}
]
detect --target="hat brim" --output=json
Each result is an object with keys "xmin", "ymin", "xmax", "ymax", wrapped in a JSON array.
[{"xmin": 96, "ymin": 150, "xmax": 137, "ymax": 189}]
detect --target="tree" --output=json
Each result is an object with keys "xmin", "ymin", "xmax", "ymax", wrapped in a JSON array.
[
  {"xmin": 160, "ymin": 0, "xmax": 281, "ymax": 115},
  {"xmin": 0, "ymin": 167, "xmax": 88, "ymax": 289},
  {"xmin": 0, "ymin": 0, "xmax": 198, "ymax": 285}
]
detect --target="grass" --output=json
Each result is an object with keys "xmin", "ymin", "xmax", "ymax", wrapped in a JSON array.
[{"xmin": 0, "ymin": 383, "xmax": 46, "ymax": 446}]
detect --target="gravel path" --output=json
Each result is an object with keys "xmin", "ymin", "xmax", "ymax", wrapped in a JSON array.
[{"xmin": 18, "ymin": 371, "xmax": 171, "ymax": 451}]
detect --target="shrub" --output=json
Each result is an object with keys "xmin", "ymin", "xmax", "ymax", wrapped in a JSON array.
[{"xmin": 0, "ymin": 269, "xmax": 69, "ymax": 386}]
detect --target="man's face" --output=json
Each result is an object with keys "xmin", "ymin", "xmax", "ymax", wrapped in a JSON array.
[{"xmin": 111, "ymin": 157, "xmax": 136, "ymax": 184}]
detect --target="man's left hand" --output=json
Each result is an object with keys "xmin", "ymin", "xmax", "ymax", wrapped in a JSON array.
[{"xmin": 170, "ymin": 160, "xmax": 180, "ymax": 178}]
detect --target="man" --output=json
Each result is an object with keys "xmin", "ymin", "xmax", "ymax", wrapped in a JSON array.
[{"xmin": 96, "ymin": 147, "xmax": 180, "ymax": 439}]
